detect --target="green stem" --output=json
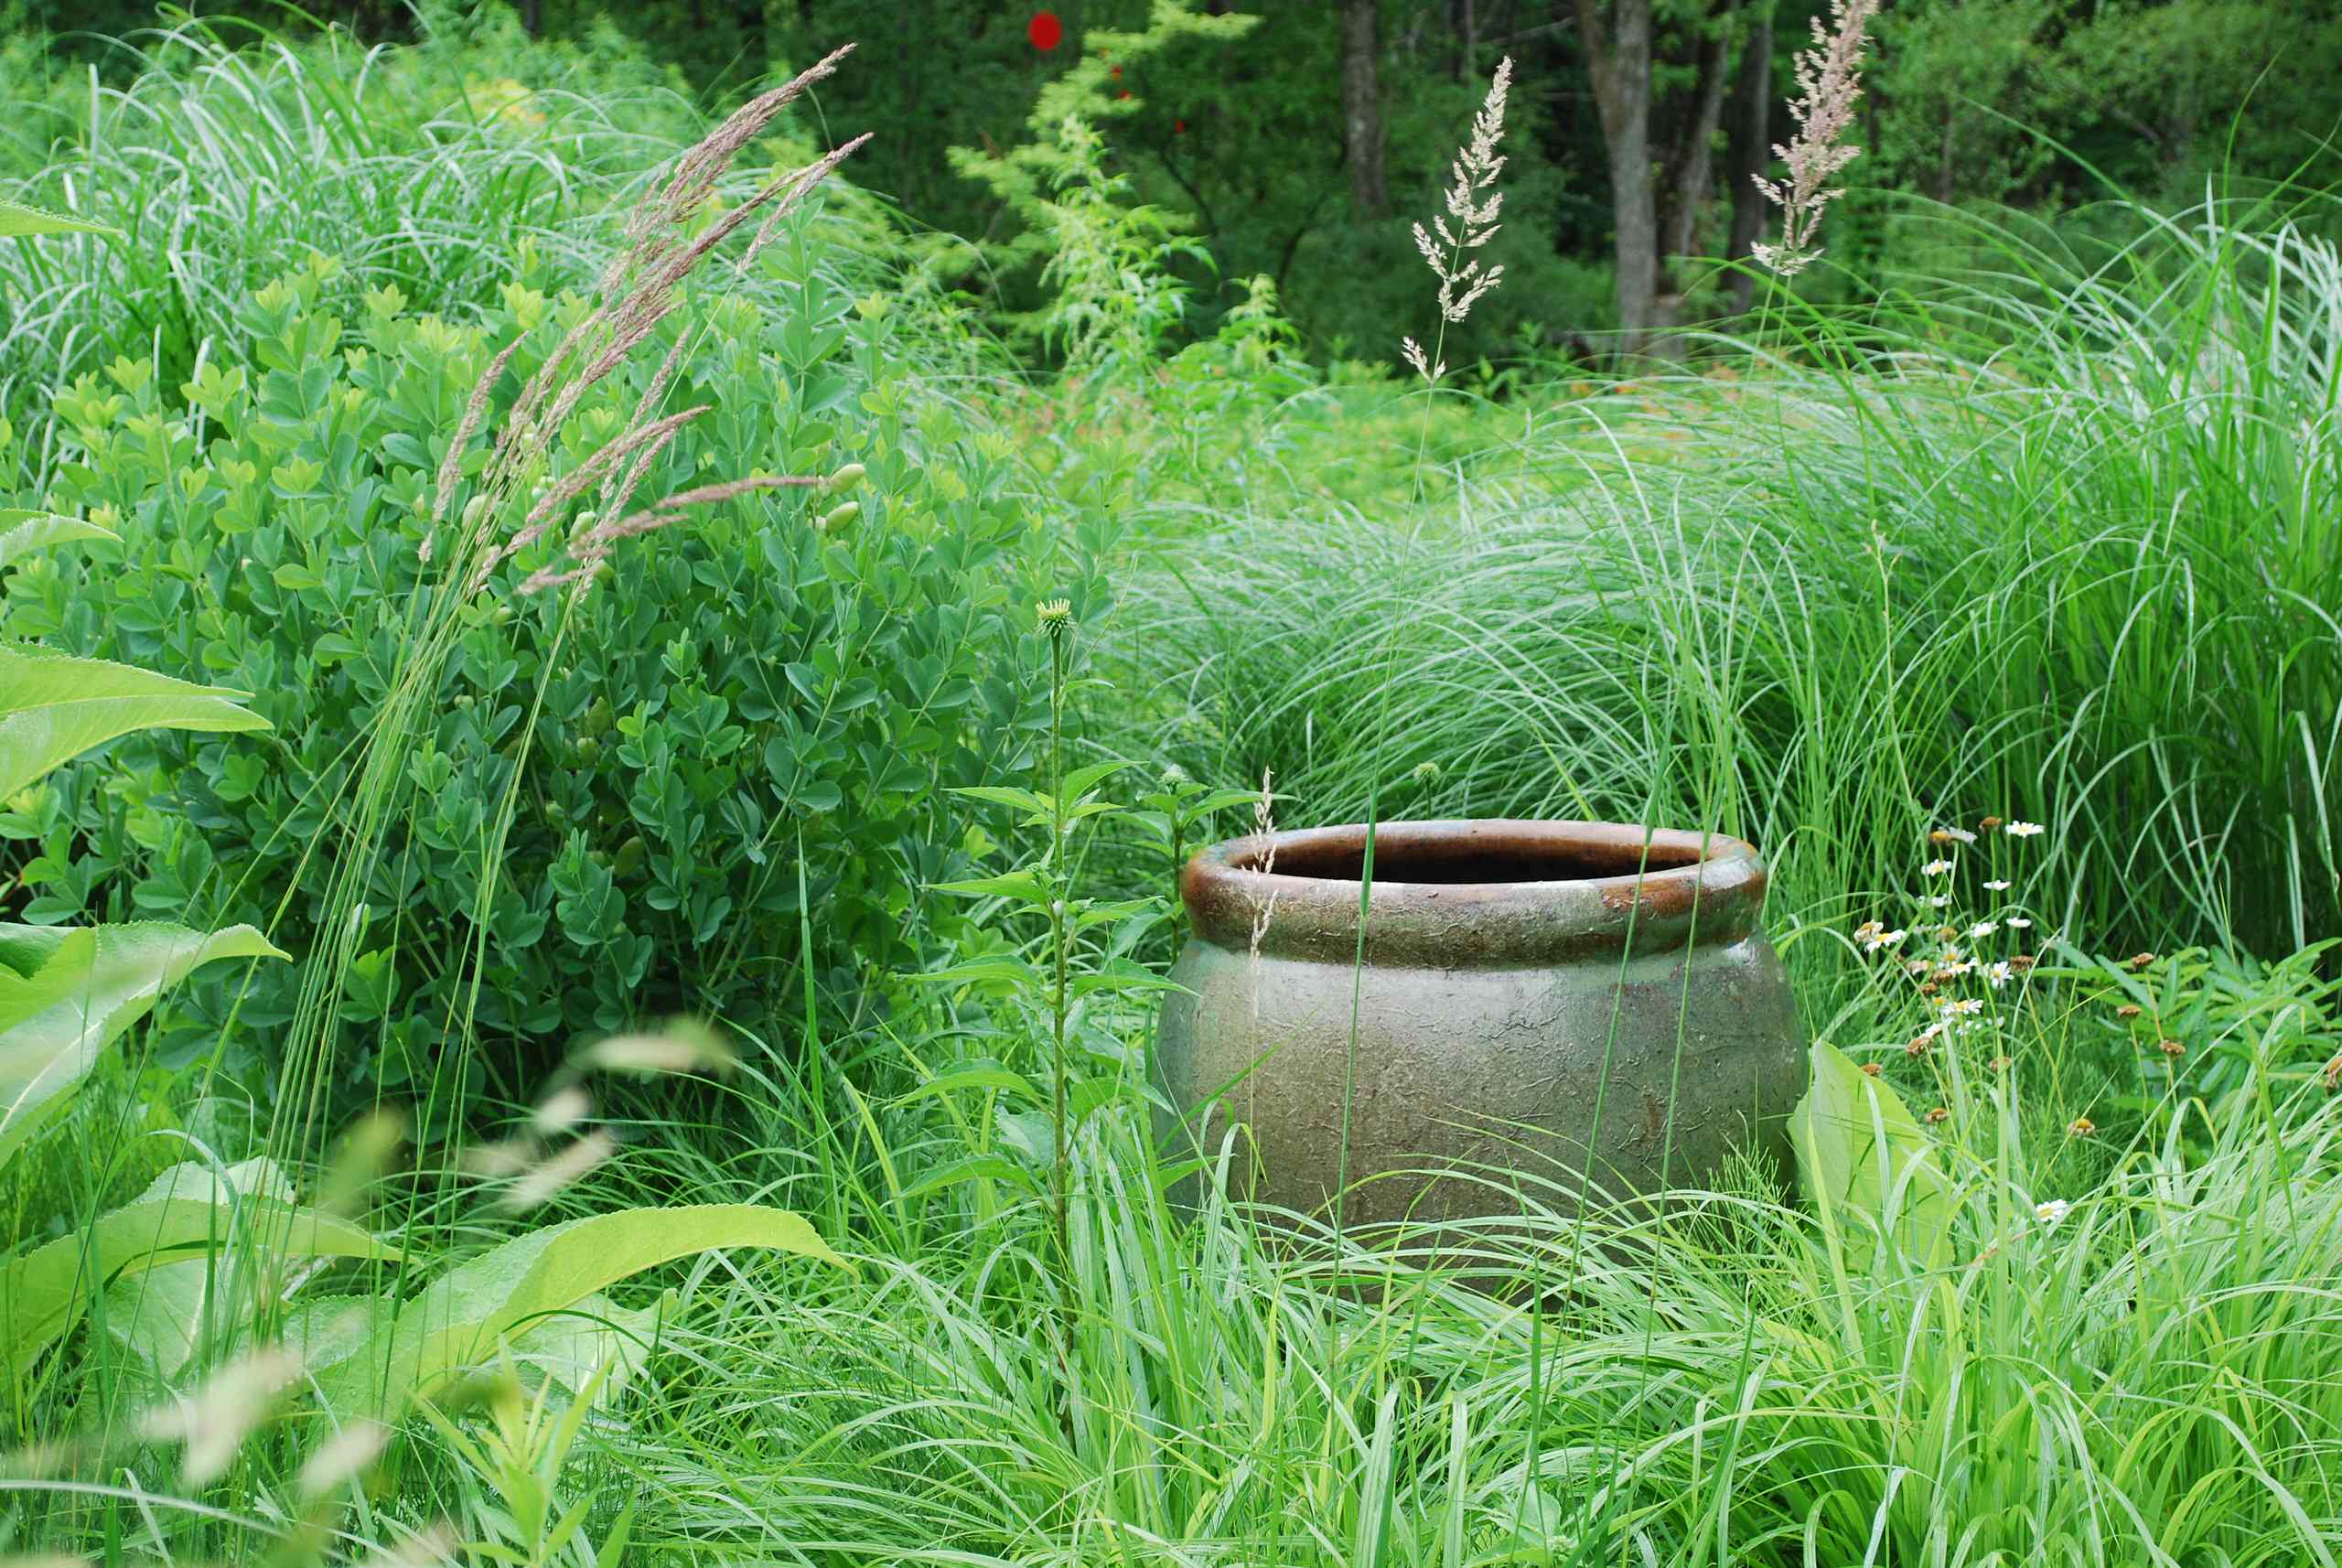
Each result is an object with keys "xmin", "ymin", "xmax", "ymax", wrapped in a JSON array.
[{"xmin": 1048, "ymin": 630, "xmax": 1071, "ymax": 1283}]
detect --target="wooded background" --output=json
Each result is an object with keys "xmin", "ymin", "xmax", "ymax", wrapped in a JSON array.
[{"xmin": 12, "ymin": 0, "xmax": 2337, "ymax": 359}]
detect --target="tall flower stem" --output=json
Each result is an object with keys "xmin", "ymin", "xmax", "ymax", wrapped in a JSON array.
[{"xmin": 1041, "ymin": 602, "xmax": 1074, "ymax": 1287}]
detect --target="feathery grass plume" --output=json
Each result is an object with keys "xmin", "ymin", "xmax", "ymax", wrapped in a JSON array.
[
  {"xmin": 1401, "ymin": 56, "xmax": 1513, "ymax": 384},
  {"xmin": 1751, "ymin": 0, "xmax": 1881, "ymax": 277},
  {"xmin": 584, "ymin": 1017, "xmax": 741, "ymax": 1077},
  {"xmin": 296, "ymin": 1417, "xmax": 392, "ymax": 1498},
  {"xmin": 1245, "ymin": 768, "xmax": 1278, "ymax": 1023},
  {"xmin": 497, "ymin": 1130, "xmax": 620, "ymax": 1212},
  {"xmin": 360, "ymin": 1525, "xmax": 461, "ymax": 1568},
  {"xmin": 426, "ymin": 44, "xmax": 872, "ymax": 601},
  {"xmin": 139, "ymin": 1346, "xmax": 301, "ymax": 1486}
]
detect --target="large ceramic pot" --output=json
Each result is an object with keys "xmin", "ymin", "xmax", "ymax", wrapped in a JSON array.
[{"xmin": 1155, "ymin": 819, "xmax": 1804, "ymax": 1230}]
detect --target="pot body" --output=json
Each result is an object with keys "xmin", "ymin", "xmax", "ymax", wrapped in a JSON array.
[{"xmin": 1155, "ymin": 820, "xmax": 1804, "ymax": 1230}]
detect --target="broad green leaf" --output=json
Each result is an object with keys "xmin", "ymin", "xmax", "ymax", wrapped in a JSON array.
[
  {"xmin": 506, "ymin": 1289, "xmax": 672, "ymax": 1403},
  {"xmin": 102, "ymin": 1158, "xmax": 295, "ymax": 1375},
  {"xmin": 0, "ymin": 922, "xmax": 287, "ymax": 1170},
  {"xmin": 947, "ymin": 785, "xmax": 1053, "ymax": 820},
  {"xmin": 1058, "ymin": 759, "xmax": 1136, "ymax": 803},
  {"xmin": 891, "ymin": 1060, "xmax": 1040, "ymax": 1107},
  {"xmin": 0, "ymin": 1159, "xmax": 395, "ymax": 1382},
  {"xmin": 930, "ymin": 870, "xmax": 1051, "ymax": 906},
  {"xmin": 0, "ymin": 510, "xmax": 117, "ymax": 574},
  {"xmin": 0, "ymin": 198, "xmax": 119, "ymax": 241},
  {"xmin": 905, "ymin": 955, "xmax": 1040, "ymax": 989},
  {"xmin": 286, "ymin": 1204, "xmax": 850, "ymax": 1415},
  {"xmin": 0, "ymin": 647, "xmax": 270, "ymax": 799},
  {"xmin": 1787, "ymin": 1041, "xmax": 1955, "ymax": 1270}
]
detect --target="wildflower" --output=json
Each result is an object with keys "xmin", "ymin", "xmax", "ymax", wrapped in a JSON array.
[
  {"xmin": 1986, "ymin": 961, "xmax": 2013, "ymax": 988},
  {"xmin": 1037, "ymin": 597, "xmax": 1074, "ymax": 638},
  {"xmin": 2004, "ymin": 916, "xmax": 2032, "ymax": 929},
  {"xmin": 1935, "ymin": 958, "xmax": 1974, "ymax": 979},
  {"xmin": 1931, "ymin": 826, "xmax": 1978, "ymax": 845},
  {"xmin": 1906, "ymin": 1034, "xmax": 1935, "ymax": 1057},
  {"xmin": 2068, "ymin": 1115, "xmax": 2096, "ymax": 1136},
  {"xmin": 1980, "ymin": 815, "xmax": 2004, "ymax": 832},
  {"xmin": 1161, "ymin": 762, "xmax": 1190, "ymax": 786},
  {"xmin": 1970, "ymin": 920, "xmax": 1998, "ymax": 939},
  {"xmin": 1989, "ymin": 1054, "xmax": 2013, "ymax": 1072},
  {"xmin": 1410, "ymin": 760, "xmax": 1442, "ymax": 784},
  {"xmin": 1923, "ymin": 858, "xmax": 1954, "ymax": 875},
  {"xmin": 2006, "ymin": 821, "xmax": 2046, "ymax": 838},
  {"xmin": 2034, "ymin": 1198, "xmax": 2071, "ymax": 1226},
  {"xmin": 1918, "ymin": 980, "xmax": 1940, "ymax": 997},
  {"xmin": 1750, "ymin": 0, "xmax": 1882, "ymax": 276},
  {"xmin": 2322, "ymin": 1054, "xmax": 2340, "ymax": 1093},
  {"xmin": 1926, "ymin": 895, "xmax": 1951, "ymax": 908},
  {"xmin": 1860, "ymin": 1062, "xmax": 1882, "ymax": 1078},
  {"xmin": 2158, "ymin": 1037, "xmax": 2184, "ymax": 1058},
  {"xmin": 1905, "ymin": 958, "xmax": 1930, "ymax": 977},
  {"xmin": 2009, "ymin": 953, "xmax": 2036, "ymax": 972},
  {"xmin": 1924, "ymin": 1106, "xmax": 1950, "ymax": 1124},
  {"xmin": 1984, "ymin": 878, "xmax": 2012, "ymax": 891},
  {"xmin": 1940, "ymin": 997, "xmax": 1983, "ymax": 1017},
  {"xmin": 2129, "ymin": 952, "xmax": 2156, "ymax": 972},
  {"xmin": 2115, "ymin": 1004, "xmax": 2143, "ymax": 1020}
]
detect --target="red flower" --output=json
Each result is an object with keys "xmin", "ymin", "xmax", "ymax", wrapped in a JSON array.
[
  {"xmin": 1117, "ymin": 89, "xmax": 1132, "ymax": 100},
  {"xmin": 1174, "ymin": 118, "xmax": 1186, "ymax": 134},
  {"xmin": 1110, "ymin": 65, "xmax": 1123, "ymax": 79},
  {"xmin": 1027, "ymin": 11, "xmax": 1062, "ymax": 51}
]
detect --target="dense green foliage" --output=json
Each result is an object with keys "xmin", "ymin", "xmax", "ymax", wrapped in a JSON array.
[
  {"xmin": 3, "ymin": 12, "xmax": 2339, "ymax": 1568},
  {"xmin": 7, "ymin": 235, "xmax": 1076, "ymax": 1100}
]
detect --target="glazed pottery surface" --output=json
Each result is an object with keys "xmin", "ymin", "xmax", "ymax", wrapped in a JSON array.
[{"xmin": 1155, "ymin": 819, "xmax": 1805, "ymax": 1230}]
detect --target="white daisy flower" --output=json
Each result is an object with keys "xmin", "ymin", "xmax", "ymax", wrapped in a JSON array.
[
  {"xmin": 1937, "ymin": 826, "xmax": 1979, "ymax": 844},
  {"xmin": 2034, "ymin": 1198, "xmax": 2070, "ymax": 1226},
  {"xmin": 2005, "ymin": 916, "xmax": 2032, "ymax": 929},
  {"xmin": 1984, "ymin": 878, "xmax": 2012, "ymax": 891},
  {"xmin": 1924, "ymin": 858, "xmax": 1954, "ymax": 875},
  {"xmin": 1927, "ymin": 895, "xmax": 1951, "ymax": 908},
  {"xmin": 1940, "ymin": 997, "xmax": 1984, "ymax": 1017},
  {"xmin": 1986, "ymin": 961, "xmax": 2013, "ymax": 988},
  {"xmin": 2006, "ymin": 821, "xmax": 2046, "ymax": 838},
  {"xmin": 1970, "ymin": 920, "xmax": 1998, "ymax": 939}
]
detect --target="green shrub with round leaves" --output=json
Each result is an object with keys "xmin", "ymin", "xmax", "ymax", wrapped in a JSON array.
[{"xmin": 2, "ymin": 235, "xmax": 1099, "ymax": 1102}]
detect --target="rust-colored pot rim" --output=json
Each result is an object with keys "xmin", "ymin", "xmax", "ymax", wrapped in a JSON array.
[{"xmin": 1181, "ymin": 819, "xmax": 1768, "ymax": 968}]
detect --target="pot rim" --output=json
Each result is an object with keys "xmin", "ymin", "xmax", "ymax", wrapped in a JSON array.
[{"xmin": 1180, "ymin": 818, "xmax": 1768, "ymax": 967}]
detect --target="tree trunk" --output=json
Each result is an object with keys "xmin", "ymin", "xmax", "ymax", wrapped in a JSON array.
[
  {"xmin": 1649, "ymin": 2, "xmax": 1736, "ymax": 351},
  {"xmin": 1575, "ymin": 0, "xmax": 1658, "ymax": 354},
  {"xmin": 1724, "ymin": 1, "xmax": 1773, "ymax": 313},
  {"xmin": 1341, "ymin": 0, "xmax": 1391, "ymax": 218},
  {"xmin": 521, "ymin": 0, "xmax": 543, "ymax": 36}
]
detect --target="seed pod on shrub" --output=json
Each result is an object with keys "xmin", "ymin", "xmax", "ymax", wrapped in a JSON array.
[
  {"xmin": 613, "ymin": 835, "xmax": 648, "ymax": 878},
  {"xmin": 823, "ymin": 462, "xmax": 866, "ymax": 494},
  {"xmin": 575, "ymin": 736, "xmax": 602, "ymax": 765},
  {"xmin": 816, "ymin": 500, "xmax": 860, "ymax": 534}
]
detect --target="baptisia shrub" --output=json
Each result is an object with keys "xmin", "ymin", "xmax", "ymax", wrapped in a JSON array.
[{"xmin": 5, "ymin": 240, "xmax": 1061, "ymax": 1098}]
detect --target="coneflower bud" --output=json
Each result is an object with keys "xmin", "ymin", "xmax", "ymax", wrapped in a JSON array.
[
  {"xmin": 2158, "ymin": 1038, "xmax": 2184, "ymax": 1058},
  {"xmin": 2115, "ymin": 1004, "xmax": 2142, "ymax": 1020},
  {"xmin": 1860, "ymin": 1062, "xmax": 1882, "ymax": 1078},
  {"xmin": 2129, "ymin": 952, "xmax": 2156, "ymax": 971},
  {"xmin": 1923, "ymin": 1106, "xmax": 1949, "ymax": 1124},
  {"xmin": 1980, "ymin": 815, "xmax": 2004, "ymax": 831},
  {"xmin": 2067, "ymin": 1115, "xmax": 2096, "ymax": 1137},
  {"xmin": 1037, "ymin": 597, "xmax": 1074, "ymax": 639}
]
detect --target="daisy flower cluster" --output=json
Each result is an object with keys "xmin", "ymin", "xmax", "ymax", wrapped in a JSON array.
[{"xmin": 1853, "ymin": 813, "xmax": 2052, "ymax": 1063}]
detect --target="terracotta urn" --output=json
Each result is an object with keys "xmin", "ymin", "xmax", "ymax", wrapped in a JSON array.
[{"xmin": 1155, "ymin": 819, "xmax": 1805, "ymax": 1230}]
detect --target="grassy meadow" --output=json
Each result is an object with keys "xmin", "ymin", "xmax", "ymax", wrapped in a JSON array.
[{"xmin": 1, "ymin": 15, "xmax": 2339, "ymax": 1568}]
